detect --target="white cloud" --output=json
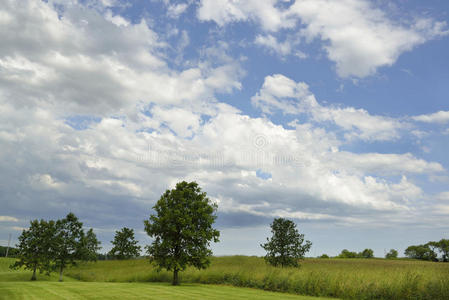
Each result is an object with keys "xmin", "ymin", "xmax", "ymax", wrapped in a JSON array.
[
  {"xmin": 412, "ymin": 111, "xmax": 449, "ymax": 124},
  {"xmin": 198, "ymin": 0, "xmax": 448, "ymax": 78},
  {"xmin": 255, "ymin": 34, "xmax": 293, "ymax": 56},
  {"xmin": 167, "ymin": 3, "xmax": 189, "ymax": 18},
  {"xmin": 197, "ymin": 0, "xmax": 296, "ymax": 31},
  {"xmin": 0, "ymin": 216, "xmax": 18, "ymax": 222},
  {"xmin": 1, "ymin": 0, "xmax": 448, "ymax": 252},
  {"xmin": 0, "ymin": 0, "xmax": 242, "ymax": 116},
  {"xmin": 252, "ymin": 74, "xmax": 405, "ymax": 141}
]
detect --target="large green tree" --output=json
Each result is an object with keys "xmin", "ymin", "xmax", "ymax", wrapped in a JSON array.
[
  {"xmin": 144, "ymin": 181, "xmax": 220, "ymax": 285},
  {"xmin": 108, "ymin": 227, "xmax": 141, "ymax": 259},
  {"xmin": 261, "ymin": 218, "xmax": 312, "ymax": 267},
  {"xmin": 10, "ymin": 219, "xmax": 56, "ymax": 280},
  {"xmin": 52, "ymin": 213, "xmax": 85, "ymax": 281}
]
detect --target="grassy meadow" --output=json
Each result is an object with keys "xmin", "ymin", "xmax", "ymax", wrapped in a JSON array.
[
  {"xmin": 64, "ymin": 256, "xmax": 449, "ymax": 300},
  {"xmin": 0, "ymin": 257, "xmax": 331, "ymax": 300}
]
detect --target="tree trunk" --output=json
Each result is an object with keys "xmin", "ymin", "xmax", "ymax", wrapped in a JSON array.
[
  {"xmin": 31, "ymin": 265, "xmax": 37, "ymax": 281},
  {"xmin": 59, "ymin": 265, "xmax": 64, "ymax": 282},
  {"xmin": 172, "ymin": 268, "xmax": 179, "ymax": 286}
]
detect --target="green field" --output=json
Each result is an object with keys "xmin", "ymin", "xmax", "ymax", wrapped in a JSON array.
[
  {"xmin": 0, "ymin": 257, "xmax": 331, "ymax": 300},
  {"xmin": 2, "ymin": 256, "xmax": 449, "ymax": 299},
  {"xmin": 63, "ymin": 256, "xmax": 449, "ymax": 300}
]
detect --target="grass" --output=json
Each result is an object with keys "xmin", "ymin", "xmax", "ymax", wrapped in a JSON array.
[
  {"xmin": 0, "ymin": 257, "xmax": 332, "ymax": 300},
  {"xmin": 0, "ymin": 282, "xmax": 335, "ymax": 300},
  {"xmin": 63, "ymin": 256, "xmax": 449, "ymax": 300}
]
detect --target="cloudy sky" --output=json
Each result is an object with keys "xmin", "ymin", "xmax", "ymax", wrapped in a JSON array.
[{"xmin": 1, "ymin": 0, "xmax": 449, "ymax": 257}]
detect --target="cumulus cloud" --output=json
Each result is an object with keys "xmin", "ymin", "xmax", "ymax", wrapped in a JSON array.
[
  {"xmin": 412, "ymin": 111, "xmax": 449, "ymax": 124},
  {"xmin": 1, "ymin": 0, "xmax": 448, "ymax": 254},
  {"xmin": 252, "ymin": 74, "xmax": 406, "ymax": 141},
  {"xmin": 0, "ymin": 216, "xmax": 18, "ymax": 222},
  {"xmin": 198, "ymin": 0, "xmax": 448, "ymax": 78},
  {"xmin": 0, "ymin": 0, "xmax": 242, "ymax": 117}
]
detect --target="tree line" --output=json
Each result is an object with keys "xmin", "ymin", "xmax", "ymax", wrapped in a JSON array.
[{"xmin": 7, "ymin": 181, "xmax": 448, "ymax": 285}]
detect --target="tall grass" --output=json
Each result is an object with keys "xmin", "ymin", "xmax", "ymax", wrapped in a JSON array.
[{"xmin": 65, "ymin": 256, "xmax": 449, "ymax": 300}]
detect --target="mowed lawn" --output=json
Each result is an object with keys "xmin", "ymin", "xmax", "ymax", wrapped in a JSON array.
[
  {"xmin": 0, "ymin": 258, "xmax": 333, "ymax": 300},
  {"xmin": 0, "ymin": 282, "xmax": 336, "ymax": 300}
]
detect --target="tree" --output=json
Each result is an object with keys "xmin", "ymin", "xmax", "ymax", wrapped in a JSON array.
[
  {"xmin": 108, "ymin": 227, "xmax": 141, "ymax": 259},
  {"xmin": 361, "ymin": 248, "xmax": 374, "ymax": 258},
  {"xmin": 144, "ymin": 181, "xmax": 220, "ymax": 285},
  {"xmin": 79, "ymin": 228, "xmax": 102, "ymax": 262},
  {"xmin": 261, "ymin": 218, "xmax": 312, "ymax": 267},
  {"xmin": 53, "ymin": 213, "xmax": 85, "ymax": 281},
  {"xmin": 404, "ymin": 244, "xmax": 437, "ymax": 261},
  {"xmin": 436, "ymin": 239, "xmax": 449, "ymax": 262},
  {"xmin": 338, "ymin": 249, "xmax": 358, "ymax": 258},
  {"xmin": 385, "ymin": 249, "xmax": 398, "ymax": 259},
  {"xmin": 10, "ymin": 219, "xmax": 56, "ymax": 280}
]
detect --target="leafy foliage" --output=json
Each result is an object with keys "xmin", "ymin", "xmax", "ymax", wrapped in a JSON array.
[
  {"xmin": 11, "ymin": 213, "xmax": 101, "ymax": 281},
  {"xmin": 10, "ymin": 219, "xmax": 56, "ymax": 280},
  {"xmin": 144, "ymin": 181, "xmax": 220, "ymax": 285},
  {"xmin": 385, "ymin": 249, "xmax": 398, "ymax": 259},
  {"xmin": 404, "ymin": 244, "xmax": 438, "ymax": 261},
  {"xmin": 261, "ymin": 218, "xmax": 312, "ymax": 267},
  {"xmin": 361, "ymin": 248, "xmax": 374, "ymax": 258},
  {"xmin": 338, "ymin": 248, "xmax": 374, "ymax": 258},
  {"xmin": 53, "ymin": 213, "xmax": 88, "ymax": 281},
  {"xmin": 109, "ymin": 227, "xmax": 141, "ymax": 259}
]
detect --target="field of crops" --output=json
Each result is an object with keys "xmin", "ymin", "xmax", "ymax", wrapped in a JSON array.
[
  {"xmin": 0, "ymin": 257, "xmax": 330, "ymax": 300},
  {"xmin": 64, "ymin": 256, "xmax": 449, "ymax": 300}
]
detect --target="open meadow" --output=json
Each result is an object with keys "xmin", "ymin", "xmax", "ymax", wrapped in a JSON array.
[
  {"xmin": 0, "ymin": 257, "xmax": 332, "ymax": 300},
  {"xmin": 64, "ymin": 256, "xmax": 449, "ymax": 300}
]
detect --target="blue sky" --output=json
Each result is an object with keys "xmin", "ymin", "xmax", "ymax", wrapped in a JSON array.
[{"xmin": 1, "ymin": 0, "xmax": 449, "ymax": 257}]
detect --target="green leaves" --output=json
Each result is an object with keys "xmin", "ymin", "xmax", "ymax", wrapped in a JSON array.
[
  {"xmin": 10, "ymin": 213, "xmax": 101, "ymax": 281},
  {"xmin": 144, "ymin": 181, "xmax": 220, "ymax": 285},
  {"xmin": 109, "ymin": 227, "xmax": 141, "ymax": 259},
  {"xmin": 261, "ymin": 218, "xmax": 312, "ymax": 268}
]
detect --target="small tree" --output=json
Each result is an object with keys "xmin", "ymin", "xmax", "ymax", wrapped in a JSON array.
[
  {"xmin": 437, "ymin": 239, "xmax": 449, "ymax": 262},
  {"xmin": 53, "ymin": 213, "xmax": 85, "ymax": 281},
  {"xmin": 79, "ymin": 228, "xmax": 102, "ymax": 262},
  {"xmin": 385, "ymin": 249, "xmax": 398, "ymax": 259},
  {"xmin": 10, "ymin": 219, "xmax": 56, "ymax": 280},
  {"xmin": 361, "ymin": 248, "xmax": 374, "ymax": 258},
  {"xmin": 338, "ymin": 249, "xmax": 358, "ymax": 258},
  {"xmin": 261, "ymin": 218, "xmax": 312, "ymax": 267},
  {"xmin": 108, "ymin": 227, "xmax": 141, "ymax": 259},
  {"xmin": 144, "ymin": 181, "xmax": 220, "ymax": 285}
]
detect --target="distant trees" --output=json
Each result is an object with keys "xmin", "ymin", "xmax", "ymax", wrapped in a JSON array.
[
  {"xmin": 385, "ymin": 249, "xmax": 398, "ymax": 259},
  {"xmin": 405, "ymin": 244, "xmax": 436, "ymax": 261},
  {"xmin": 9, "ymin": 213, "xmax": 100, "ymax": 281},
  {"xmin": 261, "ymin": 218, "xmax": 312, "ymax": 267},
  {"xmin": 144, "ymin": 181, "xmax": 220, "ymax": 285},
  {"xmin": 108, "ymin": 227, "xmax": 141, "ymax": 259},
  {"xmin": 338, "ymin": 249, "xmax": 358, "ymax": 258},
  {"xmin": 338, "ymin": 248, "xmax": 375, "ymax": 258},
  {"xmin": 361, "ymin": 248, "xmax": 374, "ymax": 258}
]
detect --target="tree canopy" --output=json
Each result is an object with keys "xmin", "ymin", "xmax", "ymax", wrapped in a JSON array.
[
  {"xmin": 144, "ymin": 181, "xmax": 220, "ymax": 285},
  {"xmin": 10, "ymin": 212, "xmax": 101, "ymax": 281},
  {"xmin": 385, "ymin": 249, "xmax": 398, "ymax": 259},
  {"xmin": 261, "ymin": 218, "xmax": 312, "ymax": 267},
  {"xmin": 108, "ymin": 227, "xmax": 141, "ymax": 259},
  {"xmin": 10, "ymin": 219, "xmax": 56, "ymax": 280}
]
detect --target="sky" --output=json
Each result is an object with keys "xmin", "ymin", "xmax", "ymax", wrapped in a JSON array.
[{"xmin": 1, "ymin": 0, "xmax": 449, "ymax": 257}]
